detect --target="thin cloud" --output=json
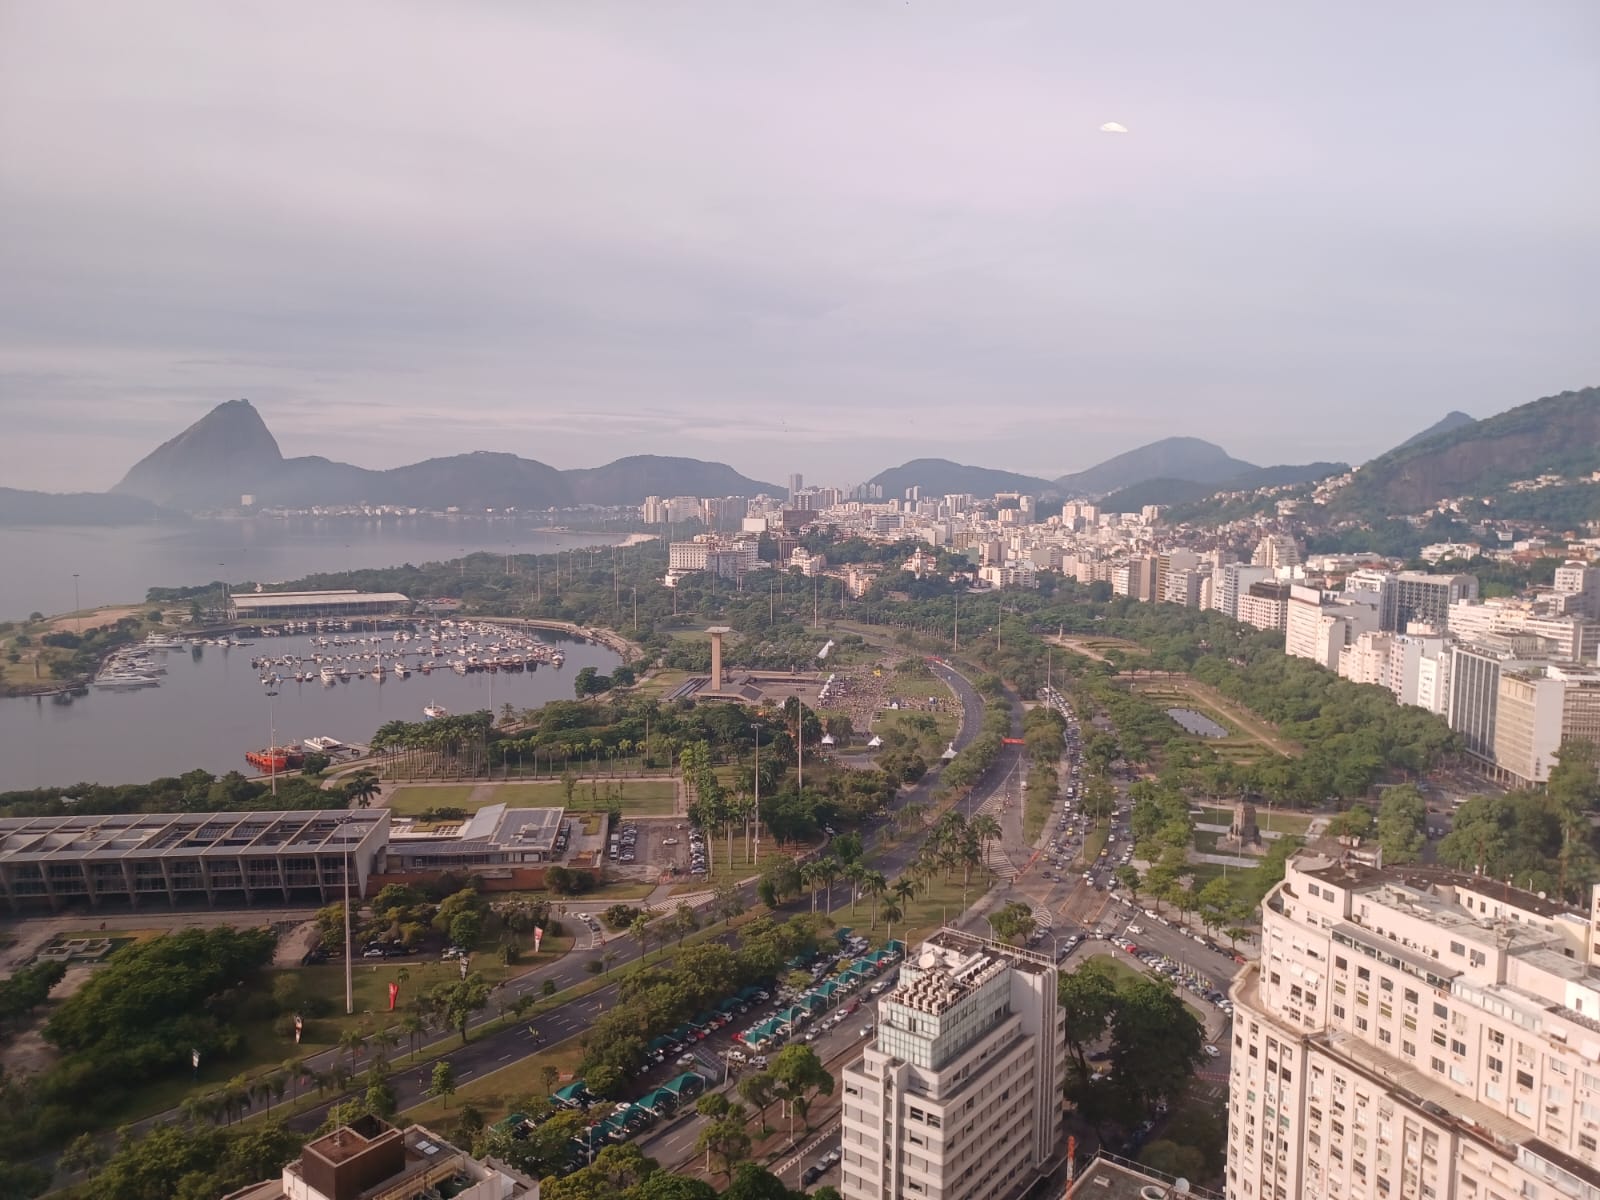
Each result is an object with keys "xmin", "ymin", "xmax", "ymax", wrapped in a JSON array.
[{"xmin": 0, "ymin": 2, "xmax": 1595, "ymax": 489}]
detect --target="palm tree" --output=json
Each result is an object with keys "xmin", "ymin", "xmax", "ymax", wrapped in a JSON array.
[
  {"xmin": 892, "ymin": 877, "xmax": 916, "ymax": 910},
  {"xmin": 799, "ymin": 861, "xmax": 824, "ymax": 912},
  {"xmin": 880, "ymin": 899, "xmax": 904, "ymax": 948},
  {"xmin": 400, "ymin": 1012, "xmax": 426, "ymax": 1058},
  {"xmin": 969, "ymin": 814, "xmax": 1002, "ymax": 875},
  {"xmin": 344, "ymin": 770, "xmax": 382, "ymax": 808},
  {"xmin": 815, "ymin": 857, "xmax": 842, "ymax": 915},
  {"xmin": 281, "ymin": 1058, "xmax": 306, "ymax": 1101},
  {"xmin": 843, "ymin": 863, "xmax": 868, "ymax": 916},
  {"xmin": 861, "ymin": 870, "xmax": 888, "ymax": 930},
  {"xmin": 338, "ymin": 1028, "xmax": 366, "ymax": 1070},
  {"xmin": 630, "ymin": 913, "xmax": 651, "ymax": 961}
]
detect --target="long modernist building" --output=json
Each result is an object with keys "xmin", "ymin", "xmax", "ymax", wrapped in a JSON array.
[
  {"xmin": 0, "ymin": 809, "xmax": 389, "ymax": 912},
  {"xmin": 228, "ymin": 589, "xmax": 411, "ymax": 621}
]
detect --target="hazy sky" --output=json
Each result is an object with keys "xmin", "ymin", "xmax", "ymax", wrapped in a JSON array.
[{"xmin": 2, "ymin": 2, "xmax": 1596, "ymax": 491}]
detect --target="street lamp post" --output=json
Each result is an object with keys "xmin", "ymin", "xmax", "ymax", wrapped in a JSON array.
[
  {"xmin": 337, "ymin": 815, "xmax": 357, "ymax": 1014},
  {"xmin": 750, "ymin": 724, "xmax": 762, "ymax": 863}
]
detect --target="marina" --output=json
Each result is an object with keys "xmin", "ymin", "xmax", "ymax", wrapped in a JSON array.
[{"xmin": 0, "ymin": 624, "xmax": 621, "ymax": 791}]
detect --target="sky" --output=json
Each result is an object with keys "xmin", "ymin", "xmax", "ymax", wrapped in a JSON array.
[{"xmin": 1, "ymin": 2, "xmax": 1597, "ymax": 492}]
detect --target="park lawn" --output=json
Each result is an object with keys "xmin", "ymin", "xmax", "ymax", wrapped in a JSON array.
[
  {"xmin": 384, "ymin": 785, "xmax": 482, "ymax": 815},
  {"xmin": 1079, "ymin": 952, "xmax": 1147, "ymax": 988},
  {"xmin": 1197, "ymin": 806, "xmax": 1314, "ymax": 836},
  {"xmin": 574, "ymin": 879, "xmax": 657, "ymax": 901},
  {"xmin": 1076, "ymin": 820, "xmax": 1110, "ymax": 868},
  {"xmin": 1023, "ymin": 775, "xmax": 1058, "ymax": 843},
  {"xmin": 633, "ymin": 667, "xmax": 692, "ymax": 698},
  {"xmin": 402, "ymin": 1038, "xmax": 587, "ymax": 1128},
  {"xmin": 885, "ymin": 669, "xmax": 951, "ymax": 701},
  {"xmin": 566, "ymin": 778, "xmax": 678, "ymax": 814},
  {"xmin": 92, "ymin": 936, "xmax": 583, "ymax": 1128},
  {"xmin": 870, "ymin": 871, "xmax": 981, "ymax": 947},
  {"xmin": 1184, "ymin": 861, "xmax": 1265, "ymax": 909}
]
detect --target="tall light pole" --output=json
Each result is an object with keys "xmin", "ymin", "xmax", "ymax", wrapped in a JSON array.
[
  {"xmin": 337, "ymin": 815, "xmax": 357, "ymax": 1014},
  {"xmin": 750, "ymin": 724, "xmax": 762, "ymax": 862},
  {"xmin": 265, "ymin": 689, "xmax": 280, "ymax": 796},
  {"xmin": 791, "ymin": 697, "xmax": 803, "ymax": 793}
]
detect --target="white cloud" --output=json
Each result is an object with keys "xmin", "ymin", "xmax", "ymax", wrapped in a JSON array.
[{"xmin": 1099, "ymin": 121, "xmax": 1130, "ymax": 133}]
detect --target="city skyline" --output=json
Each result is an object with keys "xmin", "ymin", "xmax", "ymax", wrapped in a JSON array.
[{"xmin": 3, "ymin": 2, "xmax": 1597, "ymax": 491}]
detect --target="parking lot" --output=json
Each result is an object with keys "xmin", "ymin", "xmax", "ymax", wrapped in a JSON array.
[{"xmin": 603, "ymin": 816, "xmax": 713, "ymax": 882}]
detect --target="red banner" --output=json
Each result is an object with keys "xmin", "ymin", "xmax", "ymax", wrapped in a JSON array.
[
  {"xmin": 388, "ymin": 981, "xmax": 399, "ymax": 1011},
  {"xmin": 534, "ymin": 926, "xmax": 544, "ymax": 952},
  {"xmin": 294, "ymin": 1014, "xmax": 304, "ymax": 1044}
]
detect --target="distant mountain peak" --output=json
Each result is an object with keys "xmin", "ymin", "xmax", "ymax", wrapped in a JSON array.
[
  {"xmin": 866, "ymin": 458, "xmax": 1056, "ymax": 499},
  {"xmin": 1385, "ymin": 410, "xmax": 1476, "ymax": 457},
  {"xmin": 1055, "ymin": 436, "xmax": 1257, "ymax": 498},
  {"xmin": 108, "ymin": 400, "xmax": 780, "ymax": 511},
  {"xmin": 111, "ymin": 398, "xmax": 284, "ymax": 507}
]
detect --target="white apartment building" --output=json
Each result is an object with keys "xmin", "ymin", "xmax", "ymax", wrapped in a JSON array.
[
  {"xmin": 1253, "ymin": 535, "xmax": 1303, "ymax": 571},
  {"xmin": 1338, "ymin": 632, "xmax": 1397, "ymax": 692},
  {"xmin": 1286, "ymin": 587, "xmax": 1381, "ymax": 672},
  {"xmin": 1214, "ymin": 564, "xmax": 1273, "ymax": 620},
  {"xmin": 841, "ymin": 929, "xmax": 1065, "ymax": 1200},
  {"xmin": 1553, "ymin": 562, "xmax": 1600, "ymax": 619},
  {"xmin": 1416, "ymin": 651, "xmax": 1451, "ymax": 716},
  {"xmin": 1240, "ymin": 582, "xmax": 1293, "ymax": 634},
  {"xmin": 1228, "ymin": 855, "xmax": 1600, "ymax": 1200}
]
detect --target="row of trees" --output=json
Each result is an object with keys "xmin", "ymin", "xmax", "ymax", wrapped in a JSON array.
[{"xmin": 0, "ymin": 927, "xmax": 278, "ymax": 1157}]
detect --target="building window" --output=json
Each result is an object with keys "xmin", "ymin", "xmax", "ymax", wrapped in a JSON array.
[
  {"xmin": 1516, "ymin": 1071, "xmax": 1533, "ymax": 1089},
  {"xmin": 1433, "ymin": 1002, "xmax": 1448, "ymax": 1019},
  {"xmin": 1449, "ymin": 941, "xmax": 1465, "ymax": 957}
]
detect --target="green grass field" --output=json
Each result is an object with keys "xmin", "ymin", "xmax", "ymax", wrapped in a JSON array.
[
  {"xmin": 1076, "ymin": 820, "xmax": 1110, "ymax": 868},
  {"xmin": 401, "ymin": 1039, "xmax": 587, "ymax": 1127},
  {"xmin": 388, "ymin": 779, "xmax": 678, "ymax": 816},
  {"xmin": 1079, "ymin": 952, "xmax": 1147, "ymax": 987},
  {"xmin": 99, "ymin": 935, "xmax": 573, "ymax": 1129},
  {"xmin": 384, "ymin": 785, "xmax": 481, "ymax": 814}
]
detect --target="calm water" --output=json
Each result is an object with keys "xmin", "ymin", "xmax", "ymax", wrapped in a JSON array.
[
  {"xmin": 0, "ymin": 627, "xmax": 620, "ymax": 791},
  {"xmin": 0, "ymin": 518, "xmax": 629, "ymax": 621},
  {"xmin": 1166, "ymin": 707, "xmax": 1229, "ymax": 738}
]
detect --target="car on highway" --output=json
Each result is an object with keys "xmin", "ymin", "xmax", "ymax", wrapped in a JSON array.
[{"xmin": 1203, "ymin": 1044, "xmax": 1221, "ymax": 1058}]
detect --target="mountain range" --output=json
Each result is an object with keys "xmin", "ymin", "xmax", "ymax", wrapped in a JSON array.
[
  {"xmin": 5, "ymin": 389, "xmax": 1592, "ymax": 524},
  {"xmin": 107, "ymin": 400, "xmax": 784, "ymax": 511},
  {"xmin": 866, "ymin": 438, "xmax": 1340, "ymax": 508},
  {"xmin": 1333, "ymin": 386, "xmax": 1600, "ymax": 517}
]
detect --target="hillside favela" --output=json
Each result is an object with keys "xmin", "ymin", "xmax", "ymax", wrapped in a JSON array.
[{"xmin": 1, "ymin": 7, "xmax": 1597, "ymax": 1200}]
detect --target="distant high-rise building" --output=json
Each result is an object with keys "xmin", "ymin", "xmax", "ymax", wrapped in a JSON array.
[
  {"xmin": 1553, "ymin": 560, "xmax": 1600, "ymax": 618},
  {"xmin": 841, "ymin": 929, "xmax": 1065, "ymax": 1200},
  {"xmin": 1213, "ymin": 563, "xmax": 1273, "ymax": 620},
  {"xmin": 1285, "ymin": 585, "xmax": 1380, "ymax": 670},
  {"xmin": 1238, "ymin": 581, "xmax": 1293, "ymax": 633},
  {"xmin": 788, "ymin": 473, "xmax": 804, "ymax": 501},
  {"xmin": 1252, "ymin": 534, "xmax": 1302, "ymax": 571}
]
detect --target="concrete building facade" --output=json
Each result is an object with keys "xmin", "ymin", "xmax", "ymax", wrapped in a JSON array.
[
  {"xmin": 1226, "ymin": 855, "xmax": 1600, "ymax": 1200},
  {"xmin": 0, "ymin": 809, "xmax": 388, "ymax": 913},
  {"xmin": 841, "ymin": 929, "xmax": 1065, "ymax": 1200}
]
